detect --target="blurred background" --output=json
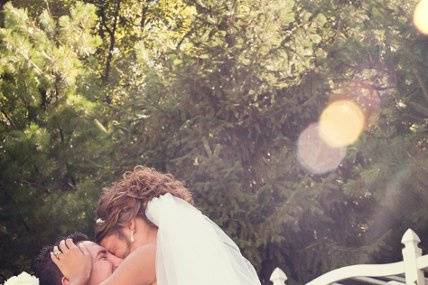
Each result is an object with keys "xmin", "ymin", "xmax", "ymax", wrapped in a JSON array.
[{"xmin": 0, "ymin": 0, "xmax": 427, "ymax": 284}]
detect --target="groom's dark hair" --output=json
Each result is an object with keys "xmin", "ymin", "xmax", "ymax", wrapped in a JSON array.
[
  {"xmin": 95, "ymin": 166, "xmax": 193, "ymax": 242},
  {"xmin": 33, "ymin": 232, "xmax": 89, "ymax": 285}
]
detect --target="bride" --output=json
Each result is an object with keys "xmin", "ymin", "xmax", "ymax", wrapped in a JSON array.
[{"xmin": 51, "ymin": 166, "xmax": 261, "ymax": 285}]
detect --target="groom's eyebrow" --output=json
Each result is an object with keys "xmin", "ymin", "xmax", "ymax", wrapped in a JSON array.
[{"xmin": 96, "ymin": 249, "xmax": 108, "ymax": 258}]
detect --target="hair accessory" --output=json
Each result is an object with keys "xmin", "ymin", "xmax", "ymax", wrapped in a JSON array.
[{"xmin": 96, "ymin": 218, "xmax": 104, "ymax": 225}]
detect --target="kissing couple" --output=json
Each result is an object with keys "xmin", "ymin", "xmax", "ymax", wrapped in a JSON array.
[{"xmin": 34, "ymin": 166, "xmax": 261, "ymax": 285}]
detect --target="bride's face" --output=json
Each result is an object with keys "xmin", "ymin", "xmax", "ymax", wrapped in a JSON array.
[{"xmin": 100, "ymin": 231, "xmax": 133, "ymax": 259}]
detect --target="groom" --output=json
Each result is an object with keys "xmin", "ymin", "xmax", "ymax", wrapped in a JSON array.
[{"xmin": 34, "ymin": 233, "xmax": 122, "ymax": 285}]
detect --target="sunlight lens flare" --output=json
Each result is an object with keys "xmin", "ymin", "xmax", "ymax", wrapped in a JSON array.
[
  {"xmin": 319, "ymin": 100, "xmax": 365, "ymax": 148},
  {"xmin": 340, "ymin": 82, "xmax": 380, "ymax": 127},
  {"xmin": 297, "ymin": 123, "xmax": 347, "ymax": 174},
  {"xmin": 414, "ymin": 0, "xmax": 428, "ymax": 35}
]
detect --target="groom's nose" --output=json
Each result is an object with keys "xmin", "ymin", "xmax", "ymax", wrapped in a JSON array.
[{"xmin": 107, "ymin": 253, "xmax": 123, "ymax": 271}]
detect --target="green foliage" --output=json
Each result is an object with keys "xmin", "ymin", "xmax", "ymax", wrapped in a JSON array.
[
  {"xmin": 0, "ymin": 0, "xmax": 427, "ymax": 284},
  {"xmin": 0, "ymin": 2, "xmax": 109, "ymax": 278}
]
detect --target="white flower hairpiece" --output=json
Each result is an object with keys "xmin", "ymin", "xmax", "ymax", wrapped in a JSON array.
[
  {"xmin": 96, "ymin": 218, "xmax": 104, "ymax": 225},
  {"xmin": 4, "ymin": 271, "xmax": 39, "ymax": 285}
]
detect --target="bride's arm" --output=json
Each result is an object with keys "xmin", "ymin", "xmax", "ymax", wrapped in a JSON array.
[{"xmin": 52, "ymin": 240, "xmax": 156, "ymax": 285}]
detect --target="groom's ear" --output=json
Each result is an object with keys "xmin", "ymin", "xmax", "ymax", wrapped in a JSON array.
[{"xmin": 61, "ymin": 276, "xmax": 69, "ymax": 285}]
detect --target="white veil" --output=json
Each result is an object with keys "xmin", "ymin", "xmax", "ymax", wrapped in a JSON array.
[{"xmin": 145, "ymin": 193, "xmax": 261, "ymax": 285}]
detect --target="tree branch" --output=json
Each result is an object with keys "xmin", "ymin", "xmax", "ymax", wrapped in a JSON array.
[{"xmin": 102, "ymin": 0, "xmax": 122, "ymax": 83}]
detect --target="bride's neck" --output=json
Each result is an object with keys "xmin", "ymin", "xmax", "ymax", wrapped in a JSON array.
[{"xmin": 135, "ymin": 218, "xmax": 157, "ymax": 246}]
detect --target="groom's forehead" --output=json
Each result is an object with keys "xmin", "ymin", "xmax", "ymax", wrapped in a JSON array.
[{"xmin": 79, "ymin": 240, "xmax": 105, "ymax": 257}]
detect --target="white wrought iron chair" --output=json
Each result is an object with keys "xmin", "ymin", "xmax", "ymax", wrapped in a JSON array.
[{"xmin": 270, "ymin": 229, "xmax": 428, "ymax": 285}]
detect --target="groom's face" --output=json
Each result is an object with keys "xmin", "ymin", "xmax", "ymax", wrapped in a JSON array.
[{"xmin": 78, "ymin": 241, "xmax": 123, "ymax": 285}]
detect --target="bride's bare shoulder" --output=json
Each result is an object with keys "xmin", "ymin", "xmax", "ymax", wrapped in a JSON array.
[
  {"xmin": 102, "ymin": 244, "xmax": 156, "ymax": 285},
  {"xmin": 130, "ymin": 244, "xmax": 156, "ymax": 264},
  {"xmin": 126, "ymin": 243, "xmax": 156, "ymax": 269}
]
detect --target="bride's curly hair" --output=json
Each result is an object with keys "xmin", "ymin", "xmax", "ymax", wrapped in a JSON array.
[{"xmin": 95, "ymin": 166, "xmax": 193, "ymax": 242}]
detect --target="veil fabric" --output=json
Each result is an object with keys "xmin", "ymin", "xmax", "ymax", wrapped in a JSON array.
[{"xmin": 145, "ymin": 193, "xmax": 261, "ymax": 285}]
